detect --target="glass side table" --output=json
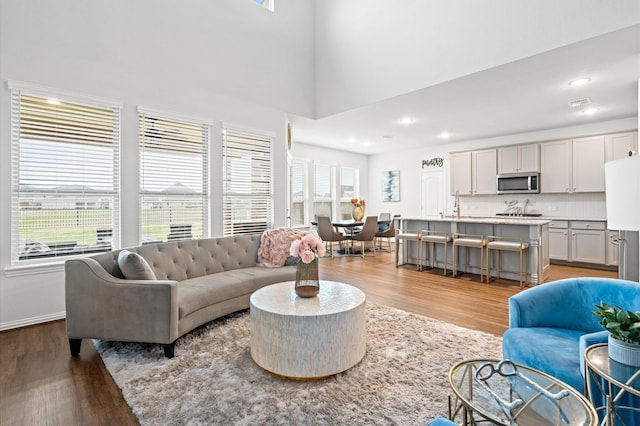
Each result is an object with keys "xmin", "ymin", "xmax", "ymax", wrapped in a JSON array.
[
  {"xmin": 584, "ymin": 344, "xmax": 640, "ymax": 426},
  {"xmin": 449, "ymin": 358, "xmax": 597, "ymax": 426}
]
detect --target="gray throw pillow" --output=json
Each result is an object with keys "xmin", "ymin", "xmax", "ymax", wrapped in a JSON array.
[{"xmin": 117, "ymin": 250, "xmax": 157, "ymax": 280}]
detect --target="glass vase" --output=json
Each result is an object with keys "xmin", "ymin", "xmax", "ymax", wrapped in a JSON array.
[{"xmin": 295, "ymin": 257, "xmax": 320, "ymax": 297}]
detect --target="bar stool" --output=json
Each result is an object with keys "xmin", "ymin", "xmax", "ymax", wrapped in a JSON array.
[
  {"xmin": 395, "ymin": 228, "xmax": 421, "ymax": 270},
  {"xmin": 486, "ymin": 236, "xmax": 529, "ymax": 287},
  {"xmin": 419, "ymin": 230, "xmax": 452, "ymax": 275},
  {"xmin": 452, "ymin": 233, "xmax": 486, "ymax": 281}
]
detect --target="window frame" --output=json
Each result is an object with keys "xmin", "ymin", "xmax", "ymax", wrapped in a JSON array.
[
  {"xmin": 138, "ymin": 106, "xmax": 212, "ymax": 244},
  {"xmin": 289, "ymin": 159, "xmax": 307, "ymax": 227},
  {"xmin": 8, "ymin": 81, "xmax": 122, "ymax": 265},
  {"xmin": 221, "ymin": 123, "xmax": 274, "ymax": 236}
]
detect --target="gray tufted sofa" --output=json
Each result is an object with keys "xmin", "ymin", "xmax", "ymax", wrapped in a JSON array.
[{"xmin": 65, "ymin": 234, "xmax": 295, "ymax": 357}]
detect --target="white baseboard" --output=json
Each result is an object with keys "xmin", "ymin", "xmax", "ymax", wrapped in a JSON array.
[{"xmin": 0, "ymin": 311, "xmax": 66, "ymax": 331}]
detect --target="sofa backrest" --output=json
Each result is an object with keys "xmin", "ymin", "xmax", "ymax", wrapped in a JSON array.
[
  {"xmin": 509, "ymin": 277, "xmax": 640, "ymax": 332},
  {"xmin": 90, "ymin": 234, "xmax": 262, "ymax": 281}
]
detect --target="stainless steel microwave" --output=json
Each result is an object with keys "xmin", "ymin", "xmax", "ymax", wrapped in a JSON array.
[{"xmin": 496, "ymin": 172, "xmax": 540, "ymax": 194}]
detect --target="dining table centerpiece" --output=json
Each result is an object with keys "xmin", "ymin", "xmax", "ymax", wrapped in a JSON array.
[
  {"xmin": 289, "ymin": 234, "xmax": 326, "ymax": 297},
  {"xmin": 351, "ymin": 198, "xmax": 366, "ymax": 221}
]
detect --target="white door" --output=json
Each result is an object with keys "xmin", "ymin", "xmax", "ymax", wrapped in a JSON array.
[{"xmin": 421, "ymin": 170, "xmax": 446, "ymax": 217}]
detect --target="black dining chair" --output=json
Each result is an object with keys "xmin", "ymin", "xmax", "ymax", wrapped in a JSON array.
[
  {"xmin": 347, "ymin": 216, "xmax": 379, "ymax": 258},
  {"xmin": 316, "ymin": 216, "xmax": 348, "ymax": 258}
]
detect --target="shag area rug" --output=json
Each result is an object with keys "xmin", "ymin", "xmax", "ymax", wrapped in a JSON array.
[{"xmin": 95, "ymin": 304, "xmax": 502, "ymax": 425}]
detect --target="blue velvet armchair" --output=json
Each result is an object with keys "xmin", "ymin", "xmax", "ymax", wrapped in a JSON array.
[{"xmin": 502, "ymin": 277, "xmax": 640, "ymax": 393}]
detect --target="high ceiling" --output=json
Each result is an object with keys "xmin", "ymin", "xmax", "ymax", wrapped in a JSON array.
[{"xmin": 289, "ymin": 25, "xmax": 639, "ymax": 155}]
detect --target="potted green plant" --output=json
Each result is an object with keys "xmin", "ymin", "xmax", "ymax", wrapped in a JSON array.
[{"xmin": 594, "ymin": 302, "xmax": 640, "ymax": 367}]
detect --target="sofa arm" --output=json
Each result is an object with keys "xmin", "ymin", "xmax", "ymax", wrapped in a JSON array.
[
  {"xmin": 579, "ymin": 330, "xmax": 609, "ymax": 377},
  {"xmin": 65, "ymin": 257, "xmax": 179, "ymax": 345}
]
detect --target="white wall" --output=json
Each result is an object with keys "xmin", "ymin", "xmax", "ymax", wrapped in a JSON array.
[
  {"xmin": 0, "ymin": 0, "xmax": 314, "ymax": 329},
  {"xmin": 367, "ymin": 117, "xmax": 639, "ymax": 219},
  {"xmin": 315, "ymin": 0, "xmax": 640, "ymax": 117}
]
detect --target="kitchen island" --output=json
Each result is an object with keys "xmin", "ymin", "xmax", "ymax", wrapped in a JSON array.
[{"xmin": 398, "ymin": 216, "xmax": 551, "ymax": 285}]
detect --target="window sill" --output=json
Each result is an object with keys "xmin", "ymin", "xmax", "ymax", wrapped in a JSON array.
[{"xmin": 4, "ymin": 261, "xmax": 65, "ymax": 277}]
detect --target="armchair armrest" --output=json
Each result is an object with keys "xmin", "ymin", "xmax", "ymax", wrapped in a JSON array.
[
  {"xmin": 579, "ymin": 330, "xmax": 609, "ymax": 377},
  {"xmin": 65, "ymin": 257, "xmax": 179, "ymax": 345}
]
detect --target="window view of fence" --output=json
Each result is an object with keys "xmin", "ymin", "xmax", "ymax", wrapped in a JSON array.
[{"xmin": 11, "ymin": 90, "xmax": 120, "ymax": 261}]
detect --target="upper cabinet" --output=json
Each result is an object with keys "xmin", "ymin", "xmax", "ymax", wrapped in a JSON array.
[
  {"xmin": 472, "ymin": 149, "xmax": 497, "ymax": 195},
  {"xmin": 497, "ymin": 143, "xmax": 540, "ymax": 174},
  {"xmin": 450, "ymin": 149, "xmax": 496, "ymax": 195},
  {"xmin": 540, "ymin": 136, "xmax": 605, "ymax": 193},
  {"xmin": 450, "ymin": 151, "xmax": 472, "ymax": 195},
  {"xmin": 605, "ymin": 131, "xmax": 638, "ymax": 162}
]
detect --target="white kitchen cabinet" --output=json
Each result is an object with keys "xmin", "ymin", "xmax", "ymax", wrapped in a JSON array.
[
  {"xmin": 540, "ymin": 136, "xmax": 605, "ymax": 193},
  {"xmin": 450, "ymin": 151, "xmax": 472, "ymax": 195},
  {"xmin": 540, "ymin": 140, "xmax": 572, "ymax": 193},
  {"xmin": 549, "ymin": 220, "xmax": 607, "ymax": 265},
  {"xmin": 497, "ymin": 144, "xmax": 540, "ymax": 174},
  {"xmin": 572, "ymin": 136, "xmax": 605, "ymax": 192},
  {"xmin": 549, "ymin": 227, "xmax": 569, "ymax": 261},
  {"xmin": 571, "ymin": 229, "xmax": 606, "ymax": 264},
  {"xmin": 472, "ymin": 149, "xmax": 497, "ymax": 195},
  {"xmin": 605, "ymin": 131, "xmax": 638, "ymax": 162}
]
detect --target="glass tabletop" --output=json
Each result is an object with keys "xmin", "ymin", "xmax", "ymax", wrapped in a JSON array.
[{"xmin": 449, "ymin": 359, "xmax": 597, "ymax": 426}]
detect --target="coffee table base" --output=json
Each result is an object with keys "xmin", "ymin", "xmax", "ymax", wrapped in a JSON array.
[{"xmin": 250, "ymin": 281, "xmax": 366, "ymax": 379}]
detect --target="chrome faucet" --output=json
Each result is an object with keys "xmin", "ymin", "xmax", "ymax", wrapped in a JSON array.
[{"xmin": 454, "ymin": 190, "xmax": 460, "ymax": 219}]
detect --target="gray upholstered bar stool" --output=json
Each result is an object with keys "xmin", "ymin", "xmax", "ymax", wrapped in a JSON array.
[
  {"xmin": 419, "ymin": 230, "xmax": 452, "ymax": 274},
  {"xmin": 395, "ymin": 227, "xmax": 421, "ymax": 270},
  {"xmin": 452, "ymin": 233, "xmax": 486, "ymax": 281},
  {"xmin": 486, "ymin": 236, "xmax": 529, "ymax": 287}
]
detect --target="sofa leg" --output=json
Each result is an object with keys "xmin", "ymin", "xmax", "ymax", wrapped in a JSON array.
[
  {"xmin": 163, "ymin": 342, "xmax": 176, "ymax": 358},
  {"xmin": 69, "ymin": 338, "xmax": 82, "ymax": 357}
]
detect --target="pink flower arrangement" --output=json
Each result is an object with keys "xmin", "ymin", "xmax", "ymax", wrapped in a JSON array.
[{"xmin": 289, "ymin": 234, "xmax": 326, "ymax": 263}]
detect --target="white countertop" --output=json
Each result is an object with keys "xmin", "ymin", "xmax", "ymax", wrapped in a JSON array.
[{"xmin": 401, "ymin": 216, "xmax": 553, "ymax": 225}]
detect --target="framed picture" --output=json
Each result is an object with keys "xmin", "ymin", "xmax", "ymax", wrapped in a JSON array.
[{"xmin": 382, "ymin": 170, "xmax": 400, "ymax": 202}]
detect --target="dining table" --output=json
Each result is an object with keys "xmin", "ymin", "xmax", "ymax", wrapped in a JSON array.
[{"xmin": 311, "ymin": 218, "xmax": 391, "ymax": 255}]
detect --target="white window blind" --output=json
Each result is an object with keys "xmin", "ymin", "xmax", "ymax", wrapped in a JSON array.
[
  {"xmin": 10, "ymin": 88, "xmax": 120, "ymax": 262},
  {"xmin": 222, "ymin": 126, "xmax": 273, "ymax": 236},
  {"xmin": 313, "ymin": 164, "xmax": 333, "ymax": 220},
  {"xmin": 139, "ymin": 109, "xmax": 210, "ymax": 244},
  {"xmin": 340, "ymin": 167, "xmax": 359, "ymax": 219},
  {"xmin": 290, "ymin": 160, "xmax": 306, "ymax": 226}
]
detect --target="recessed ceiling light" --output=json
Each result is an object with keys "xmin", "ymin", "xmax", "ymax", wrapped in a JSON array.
[
  {"xmin": 583, "ymin": 107, "xmax": 599, "ymax": 115},
  {"xmin": 568, "ymin": 77, "xmax": 591, "ymax": 87},
  {"xmin": 568, "ymin": 98, "xmax": 592, "ymax": 108},
  {"xmin": 362, "ymin": 140, "xmax": 372, "ymax": 147},
  {"xmin": 347, "ymin": 137, "xmax": 357, "ymax": 144},
  {"xmin": 399, "ymin": 117, "xmax": 414, "ymax": 126},
  {"xmin": 440, "ymin": 131, "xmax": 451, "ymax": 139}
]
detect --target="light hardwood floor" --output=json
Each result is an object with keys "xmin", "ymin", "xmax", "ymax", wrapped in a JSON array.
[{"xmin": 0, "ymin": 250, "xmax": 616, "ymax": 425}]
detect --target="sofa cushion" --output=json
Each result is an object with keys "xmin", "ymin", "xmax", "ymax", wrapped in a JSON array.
[
  {"xmin": 117, "ymin": 250, "xmax": 157, "ymax": 280},
  {"xmin": 178, "ymin": 266, "xmax": 296, "ymax": 318},
  {"xmin": 503, "ymin": 327, "xmax": 585, "ymax": 392}
]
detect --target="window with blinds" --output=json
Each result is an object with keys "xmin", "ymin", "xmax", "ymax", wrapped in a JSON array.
[
  {"xmin": 290, "ymin": 160, "xmax": 306, "ymax": 226},
  {"xmin": 138, "ymin": 109, "xmax": 210, "ymax": 244},
  {"xmin": 222, "ymin": 126, "xmax": 273, "ymax": 236},
  {"xmin": 313, "ymin": 164, "xmax": 333, "ymax": 221},
  {"xmin": 10, "ymin": 87, "xmax": 121, "ymax": 262},
  {"xmin": 340, "ymin": 167, "xmax": 359, "ymax": 219}
]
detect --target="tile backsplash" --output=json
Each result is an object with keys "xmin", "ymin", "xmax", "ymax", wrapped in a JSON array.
[{"xmin": 460, "ymin": 192, "xmax": 607, "ymax": 219}]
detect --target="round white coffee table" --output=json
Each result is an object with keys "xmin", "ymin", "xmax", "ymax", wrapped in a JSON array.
[{"xmin": 250, "ymin": 280, "xmax": 366, "ymax": 379}]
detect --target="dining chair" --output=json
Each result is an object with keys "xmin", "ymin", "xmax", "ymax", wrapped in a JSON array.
[
  {"xmin": 376, "ymin": 214, "xmax": 399, "ymax": 252},
  {"xmin": 316, "ymin": 216, "xmax": 348, "ymax": 258},
  {"xmin": 347, "ymin": 216, "xmax": 378, "ymax": 258}
]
